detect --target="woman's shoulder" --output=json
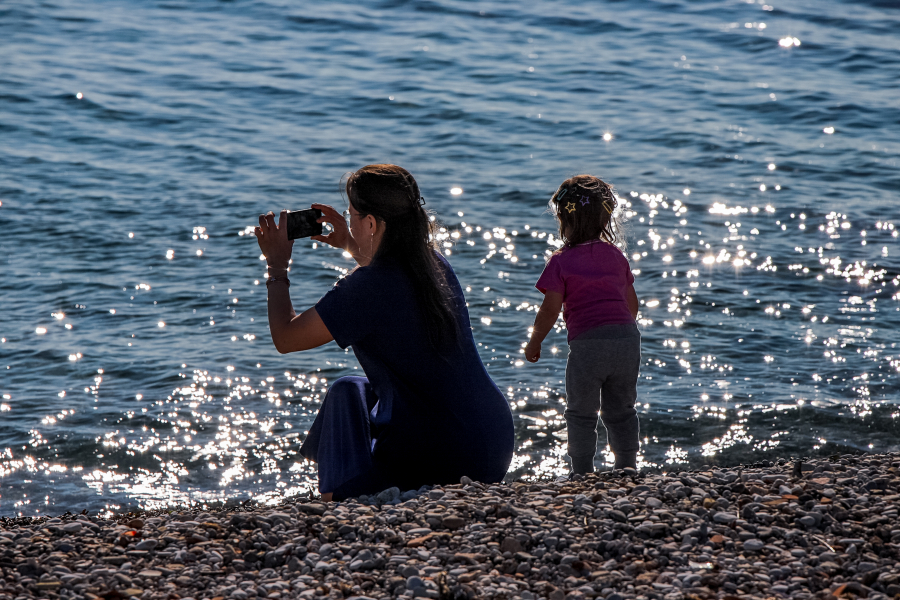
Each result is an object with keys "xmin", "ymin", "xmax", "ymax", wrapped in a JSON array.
[{"xmin": 330, "ymin": 263, "xmax": 397, "ymax": 297}]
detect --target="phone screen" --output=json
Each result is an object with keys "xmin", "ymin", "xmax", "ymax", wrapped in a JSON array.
[{"xmin": 286, "ymin": 209, "xmax": 323, "ymax": 240}]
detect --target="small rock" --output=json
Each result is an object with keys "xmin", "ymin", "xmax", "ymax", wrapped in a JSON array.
[
  {"xmin": 376, "ymin": 487, "xmax": 401, "ymax": 503},
  {"xmin": 442, "ymin": 516, "xmax": 465, "ymax": 530},
  {"xmin": 122, "ymin": 588, "xmax": 144, "ymax": 598},
  {"xmin": 138, "ymin": 570, "xmax": 162, "ymax": 578},
  {"xmin": 712, "ymin": 512, "xmax": 737, "ymax": 524},
  {"xmin": 406, "ymin": 575, "xmax": 425, "ymax": 590},
  {"xmin": 35, "ymin": 581, "xmax": 61, "ymax": 590},
  {"xmin": 743, "ymin": 539, "xmax": 765, "ymax": 551},
  {"xmin": 126, "ymin": 518, "xmax": 144, "ymax": 529},
  {"xmin": 268, "ymin": 512, "xmax": 292, "ymax": 523},
  {"xmin": 298, "ymin": 503, "xmax": 326, "ymax": 515},
  {"xmin": 460, "ymin": 475, "xmax": 473, "ymax": 485},
  {"xmin": 62, "ymin": 522, "xmax": 83, "ymax": 534},
  {"xmin": 407, "ymin": 534, "xmax": 434, "ymax": 548},
  {"xmin": 608, "ymin": 510, "xmax": 627, "ymax": 523},
  {"xmin": 134, "ymin": 539, "xmax": 158, "ymax": 551},
  {"xmin": 400, "ymin": 565, "xmax": 420, "ymax": 578}
]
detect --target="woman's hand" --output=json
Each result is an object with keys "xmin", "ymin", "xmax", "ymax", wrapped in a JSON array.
[
  {"xmin": 311, "ymin": 203, "xmax": 359, "ymax": 255},
  {"xmin": 255, "ymin": 210, "xmax": 294, "ymax": 270},
  {"xmin": 524, "ymin": 339, "xmax": 542, "ymax": 363}
]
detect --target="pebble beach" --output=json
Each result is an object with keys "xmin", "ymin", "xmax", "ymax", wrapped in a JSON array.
[{"xmin": 3, "ymin": 454, "xmax": 900, "ymax": 600}]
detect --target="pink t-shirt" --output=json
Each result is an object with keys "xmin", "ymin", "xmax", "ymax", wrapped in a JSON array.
[{"xmin": 535, "ymin": 240, "xmax": 635, "ymax": 341}]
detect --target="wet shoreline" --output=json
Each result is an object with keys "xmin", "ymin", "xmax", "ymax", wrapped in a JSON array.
[{"xmin": 3, "ymin": 453, "xmax": 900, "ymax": 600}]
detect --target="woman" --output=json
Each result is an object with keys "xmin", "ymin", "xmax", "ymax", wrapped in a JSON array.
[{"xmin": 255, "ymin": 164, "xmax": 514, "ymax": 501}]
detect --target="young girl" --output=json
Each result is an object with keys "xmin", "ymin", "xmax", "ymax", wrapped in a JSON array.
[{"xmin": 524, "ymin": 175, "xmax": 640, "ymax": 474}]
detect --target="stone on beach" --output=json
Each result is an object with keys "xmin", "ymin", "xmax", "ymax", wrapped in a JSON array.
[{"xmin": 2, "ymin": 453, "xmax": 900, "ymax": 600}]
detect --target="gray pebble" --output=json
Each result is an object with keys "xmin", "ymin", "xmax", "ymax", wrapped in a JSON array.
[
  {"xmin": 400, "ymin": 565, "xmax": 420, "ymax": 578},
  {"xmin": 743, "ymin": 539, "xmax": 765, "ymax": 551},
  {"xmin": 712, "ymin": 512, "xmax": 737, "ymax": 524},
  {"xmin": 375, "ymin": 487, "xmax": 400, "ymax": 503},
  {"xmin": 62, "ymin": 522, "xmax": 82, "ymax": 534},
  {"xmin": 134, "ymin": 539, "xmax": 158, "ymax": 551}
]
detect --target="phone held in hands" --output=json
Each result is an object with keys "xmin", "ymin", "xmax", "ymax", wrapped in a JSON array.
[{"xmin": 286, "ymin": 208, "xmax": 323, "ymax": 240}]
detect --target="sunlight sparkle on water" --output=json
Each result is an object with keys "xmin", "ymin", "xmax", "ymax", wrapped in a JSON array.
[{"xmin": 5, "ymin": 177, "xmax": 899, "ymax": 509}]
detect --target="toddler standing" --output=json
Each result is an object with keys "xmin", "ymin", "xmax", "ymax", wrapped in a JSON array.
[{"xmin": 524, "ymin": 175, "xmax": 641, "ymax": 473}]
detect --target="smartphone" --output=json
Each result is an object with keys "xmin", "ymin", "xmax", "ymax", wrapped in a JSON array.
[{"xmin": 286, "ymin": 208, "xmax": 323, "ymax": 240}]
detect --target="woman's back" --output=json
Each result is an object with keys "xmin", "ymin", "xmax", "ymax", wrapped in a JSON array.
[{"xmin": 316, "ymin": 253, "xmax": 513, "ymax": 488}]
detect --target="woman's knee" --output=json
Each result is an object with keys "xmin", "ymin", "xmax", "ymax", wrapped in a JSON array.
[
  {"xmin": 328, "ymin": 375, "xmax": 368, "ymax": 392},
  {"xmin": 324, "ymin": 377, "xmax": 369, "ymax": 406}
]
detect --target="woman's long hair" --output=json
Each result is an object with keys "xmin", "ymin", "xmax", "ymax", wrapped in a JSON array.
[
  {"xmin": 346, "ymin": 164, "xmax": 458, "ymax": 348},
  {"xmin": 550, "ymin": 174, "xmax": 625, "ymax": 250}
]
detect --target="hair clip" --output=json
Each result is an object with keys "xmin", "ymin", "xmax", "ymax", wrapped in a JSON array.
[
  {"xmin": 580, "ymin": 195, "xmax": 590, "ymax": 207},
  {"xmin": 565, "ymin": 201, "xmax": 576, "ymax": 213},
  {"xmin": 556, "ymin": 188, "xmax": 568, "ymax": 201}
]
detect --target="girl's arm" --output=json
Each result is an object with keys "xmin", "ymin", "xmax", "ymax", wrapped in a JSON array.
[
  {"xmin": 256, "ymin": 210, "xmax": 335, "ymax": 354},
  {"xmin": 524, "ymin": 291, "xmax": 563, "ymax": 363},
  {"xmin": 626, "ymin": 284, "xmax": 639, "ymax": 319}
]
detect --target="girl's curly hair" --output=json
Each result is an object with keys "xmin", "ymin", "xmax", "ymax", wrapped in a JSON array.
[{"xmin": 549, "ymin": 174, "xmax": 625, "ymax": 250}]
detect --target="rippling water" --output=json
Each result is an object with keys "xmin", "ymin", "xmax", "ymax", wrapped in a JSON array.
[{"xmin": 1, "ymin": 0, "xmax": 899, "ymax": 516}]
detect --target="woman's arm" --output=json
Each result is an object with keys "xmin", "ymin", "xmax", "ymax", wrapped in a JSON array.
[
  {"xmin": 524, "ymin": 291, "xmax": 563, "ymax": 363},
  {"xmin": 267, "ymin": 296, "xmax": 333, "ymax": 353},
  {"xmin": 626, "ymin": 284, "xmax": 639, "ymax": 319},
  {"xmin": 256, "ymin": 210, "xmax": 334, "ymax": 354}
]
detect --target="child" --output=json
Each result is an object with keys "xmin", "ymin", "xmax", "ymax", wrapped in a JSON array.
[{"xmin": 524, "ymin": 175, "xmax": 641, "ymax": 473}]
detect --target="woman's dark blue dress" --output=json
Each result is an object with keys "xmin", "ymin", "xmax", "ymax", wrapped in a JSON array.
[{"xmin": 299, "ymin": 254, "xmax": 514, "ymax": 500}]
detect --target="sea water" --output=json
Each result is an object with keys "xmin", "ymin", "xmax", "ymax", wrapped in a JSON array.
[{"xmin": 1, "ymin": 0, "xmax": 898, "ymax": 515}]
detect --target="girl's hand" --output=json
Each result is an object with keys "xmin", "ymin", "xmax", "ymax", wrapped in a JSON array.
[
  {"xmin": 310, "ymin": 203, "xmax": 359, "ymax": 255},
  {"xmin": 525, "ymin": 339, "xmax": 542, "ymax": 363},
  {"xmin": 255, "ymin": 210, "xmax": 294, "ymax": 270}
]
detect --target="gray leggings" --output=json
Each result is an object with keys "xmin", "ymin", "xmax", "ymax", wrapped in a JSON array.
[{"xmin": 565, "ymin": 323, "xmax": 641, "ymax": 472}]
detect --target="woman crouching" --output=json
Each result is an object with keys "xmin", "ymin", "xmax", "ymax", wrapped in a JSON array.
[{"xmin": 255, "ymin": 164, "xmax": 514, "ymax": 501}]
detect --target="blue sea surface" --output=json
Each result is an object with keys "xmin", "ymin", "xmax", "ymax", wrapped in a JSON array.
[{"xmin": 1, "ymin": 0, "xmax": 899, "ymax": 515}]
